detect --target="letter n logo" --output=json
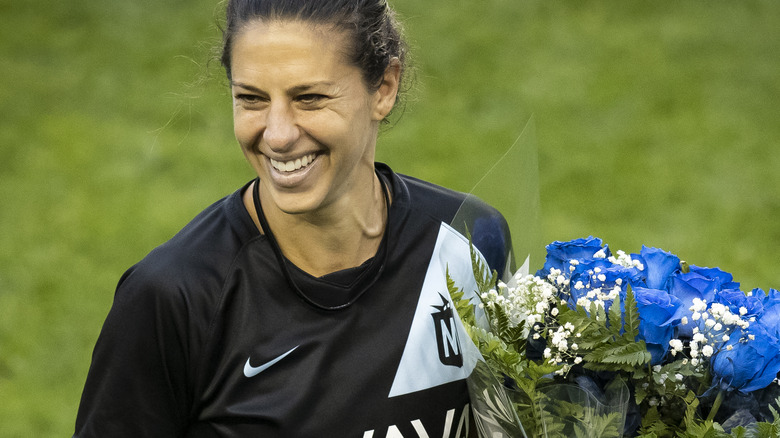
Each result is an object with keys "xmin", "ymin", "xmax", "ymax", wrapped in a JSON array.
[{"xmin": 431, "ymin": 293, "xmax": 463, "ymax": 367}]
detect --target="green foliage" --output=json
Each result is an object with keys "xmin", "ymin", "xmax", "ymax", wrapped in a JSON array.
[
  {"xmin": 576, "ymin": 412, "xmax": 623, "ymax": 438},
  {"xmin": 584, "ymin": 341, "xmax": 652, "ymax": 372},
  {"xmin": 675, "ymin": 421, "xmax": 726, "ymax": 438},
  {"xmin": 681, "ymin": 391, "xmax": 701, "ymax": 427},
  {"xmin": 450, "ymin": 248, "xmax": 556, "ymax": 435},
  {"xmin": 749, "ymin": 398, "xmax": 780, "ymax": 438},
  {"xmin": 494, "ymin": 302, "xmax": 528, "ymax": 346},
  {"xmin": 622, "ymin": 285, "xmax": 642, "ymax": 340},
  {"xmin": 753, "ymin": 422, "xmax": 780, "ymax": 438},
  {"xmin": 446, "ymin": 267, "xmax": 476, "ymax": 328},
  {"xmin": 468, "ymin": 233, "xmax": 498, "ymax": 296},
  {"xmin": 557, "ymin": 286, "xmax": 652, "ymax": 372},
  {"xmin": 637, "ymin": 407, "xmax": 671, "ymax": 438},
  {"xmin": 631, "ymin": 357, "xmax": 706, "ymax": 428},
  {"xmin": 536, "ymin": 395, "xmax": 625, "ymax": 438}
]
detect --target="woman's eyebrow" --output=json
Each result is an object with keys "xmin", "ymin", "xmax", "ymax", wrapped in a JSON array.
[
  {"xmin": 288, "ymin": 82, "xmax": 336, "ymax": 94},
  {"xmin": 231, "ymin": 81, "xmax": 337, "ymax": 94},
  {"xmin": 230, "ymin": 81, "xmax": 263, "ymax": 93}
]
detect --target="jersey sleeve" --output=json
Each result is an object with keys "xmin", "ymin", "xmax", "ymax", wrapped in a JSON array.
[
  {"xmin": 449, "ymin": 193, "xmax": 514, "ymax": 278},
  {"xmin": 74, "ymin": 265, "xmax": 197, "ymax": 437},
  {"xmin": 390, "ymin": 169, "xmax": 514, "ymax": 279}
]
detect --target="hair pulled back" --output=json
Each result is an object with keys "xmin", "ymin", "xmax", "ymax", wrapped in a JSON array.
[{"xmin": 220, "ymin": 0, "xmax": 407, "ymax": 92}]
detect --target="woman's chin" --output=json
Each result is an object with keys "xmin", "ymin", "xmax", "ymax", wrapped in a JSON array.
[{"xmin": 260, "ymin": 182, "xmax": 327, "ymax": 216}]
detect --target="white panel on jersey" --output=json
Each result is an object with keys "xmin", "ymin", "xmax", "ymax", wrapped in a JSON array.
[{"xmin": 389, "ymin": 222, "xmax": 485, "ymax": 398}]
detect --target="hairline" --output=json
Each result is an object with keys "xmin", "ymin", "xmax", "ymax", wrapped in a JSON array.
[{"xmin": 230, "ymin": 16, "xmax": 380, "ymax": 89}]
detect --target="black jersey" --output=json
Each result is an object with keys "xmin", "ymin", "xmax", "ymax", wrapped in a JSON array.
[{"xmin": 74, "ymin": 163, "xmax": 511, "ymax": 438}]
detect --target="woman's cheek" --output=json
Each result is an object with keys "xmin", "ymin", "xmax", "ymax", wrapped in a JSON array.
[{"xmin": 234, "ymin": 113, "xmax": 264, "ymax": 151}]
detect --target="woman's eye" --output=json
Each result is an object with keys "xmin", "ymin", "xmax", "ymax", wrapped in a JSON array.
[
  {"xmin": 236, "ymin": 94, "xmax": 262, "ymax": 104},
  {"xmin": 297, "ymin": 94, "xmax": 326, "ymax": 105}
]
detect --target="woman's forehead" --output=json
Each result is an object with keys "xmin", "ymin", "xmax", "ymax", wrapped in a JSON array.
[
  {"xmin": 235, "ymin": 19, "xmax": 349, "ymax": 55},
  {"xmin": 234, "ymin": 21, "xmax": 349, "ymax": 66},
  {"xmin": 230, "ymin": 20, "xmax": 360, "ymax": 88}
]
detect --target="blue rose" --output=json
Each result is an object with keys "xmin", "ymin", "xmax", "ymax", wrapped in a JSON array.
[
  {"xmin": 571, "ymin": 258, "xmax": 644, "ymax": 287},
  {"xmin": 636, "ymin": 246, "xmax": 681, "ymax": 290},
  {"xmin": 688, "ymin": 265, "xmax": 739, "ymax": 291},
  {"xmin": 715, "ymin": 289, "xmax": 764, "ymax": 321},
  {"xmin": 633, "ymin": 286, "xmax": 684, "ymax": 364},
  {"xmin": 711, "ymin": 320, "xmax": 780, "ymax": 393},
  {"xmin": 669, "ymin": 266, "xmax": 738, "ymax": 339},
  {"xmin": 668, "ymin": 274, "xmax": 718, "ymax": 339},
  {"xmin": 537, "ymin": 236, "xmax": 609, "ymax": 278},
  {"xmin": 566, "ymin": 258, "xmax": 643, "ymax": 313},
  {"xmin": 758, "ymin": 288, "xmax": 780, "ymax": 339},
  {"xmin": 669, "ymin": 271, "xmax": 718, "ymax": 305},
  {"xmin": 567, "ymin": 258, "xmax": 614, "ymax": 305}
]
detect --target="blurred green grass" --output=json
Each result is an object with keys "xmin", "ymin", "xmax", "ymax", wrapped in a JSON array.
[{"xmin": 1, "ymin": 0, "xmax": 778, "ymax": 435}]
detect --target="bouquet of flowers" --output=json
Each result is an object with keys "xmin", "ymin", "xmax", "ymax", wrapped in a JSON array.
[{"xmin": 452, "ymin": 236, "xmax": 780, "ymax": 437}]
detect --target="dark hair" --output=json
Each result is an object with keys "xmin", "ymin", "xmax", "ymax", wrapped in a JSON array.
[{"xmin": 220, "ymin": 0, "xmax": 408, "ymax": 93}]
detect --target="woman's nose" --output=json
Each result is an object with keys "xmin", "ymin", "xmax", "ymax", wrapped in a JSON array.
[{"xmin": 263, "ymin": 103, "xmax": 300, "ymax": 151}]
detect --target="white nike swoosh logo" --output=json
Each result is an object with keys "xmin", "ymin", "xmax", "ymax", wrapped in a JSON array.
[{"xmin": 243, "ymin": 346, "xmax": 299, "ymax": 378}]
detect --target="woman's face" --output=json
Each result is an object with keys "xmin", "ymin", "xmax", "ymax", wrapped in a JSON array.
[{"xmin": 230, "ymin": 20, "xmax": 397, "ymax": 216}]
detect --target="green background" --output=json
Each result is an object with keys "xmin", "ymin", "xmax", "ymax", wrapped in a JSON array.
[{"xmin": 1, "ymin": 0, "xmax": 778, "ymax": 434}]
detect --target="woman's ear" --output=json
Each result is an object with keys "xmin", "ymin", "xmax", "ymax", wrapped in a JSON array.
[{"xmin": 371, "ymin": 58, "xmax": 401, "ymax": 121}]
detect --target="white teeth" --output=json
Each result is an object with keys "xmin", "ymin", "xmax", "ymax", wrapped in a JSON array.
[{"xmin": 270, "ymin": 153, "xmax": 316, "ymax": 173}]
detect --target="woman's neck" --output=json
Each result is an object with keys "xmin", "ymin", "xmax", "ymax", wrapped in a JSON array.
[{"xmin": 243, "ymin": 172, "xmax": 388, "ymax": 277}]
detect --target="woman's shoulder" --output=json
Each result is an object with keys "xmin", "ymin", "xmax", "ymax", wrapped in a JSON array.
[{"xmin": 115, "ymin": 183, "xmax": 261, "ymax": 305}]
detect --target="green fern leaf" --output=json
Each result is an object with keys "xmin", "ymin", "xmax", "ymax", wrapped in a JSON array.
[
  {"xmin": 636, "ymin": 406, "xmax": 672, "ymax": 438},
  {"xmin": 492, "ymin": 302, "xmax": 511, "ymax": 337},
  {"xmin": 753, "ymin": 422, "xmax": 780, "ymax": 438},
  {"xmin": 557, "ymin": 305, "xmax": 611, "ymax": 350},
  {"xmin": 622, "ymin": 285, "xmax": 641, "ymax": 341},
  {"xmin": 504, "ymin": 323, "xmax": 527, "ymax": 345},
  {"xmin": 446, "ymin": 267, "xmax": 477, "ymax": 327},
  {"xmin": 608, "ymin": 291, "xmax": 624, "ymax": 338},
  {"xmin": 467, "ymin": 234, "xmax": 497, "ymax": 294},
  {"xmin": 770, "ymin": 397, "xmax": 780, "ymax": 423},
  {"xmin": 583, "ymin": 338, "xmax": 651, "ymax": 370}
]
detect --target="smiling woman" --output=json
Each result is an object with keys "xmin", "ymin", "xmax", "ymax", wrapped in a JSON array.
[{"xmin": 72, "ymin": 1, "xmax": 512, "ymax": 437}]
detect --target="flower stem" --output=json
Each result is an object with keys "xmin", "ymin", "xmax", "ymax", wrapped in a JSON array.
[
  {"xmin": 696, "ymin": 370, "xmax": 711, "ymax": 395},
  {"xmin": 706, "ymin": 390, "xmax": 724, "ymax": 422}
]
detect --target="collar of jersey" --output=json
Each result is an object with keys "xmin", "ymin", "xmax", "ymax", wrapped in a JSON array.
[{"xmin": 252, "ymin": 169, "xmax": 391, "ymax": 311}]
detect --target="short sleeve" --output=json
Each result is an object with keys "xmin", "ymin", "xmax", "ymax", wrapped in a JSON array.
[
  {"xmin": 449, "ymin": 193, "xmax": 513, "ymax": 278},
  {"xmin": 74, "ymin": 265, "xmax": 196, "ymax": 437}
]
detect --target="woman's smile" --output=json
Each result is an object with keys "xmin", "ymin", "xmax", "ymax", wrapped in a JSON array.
[
  {"xmin": 265, "ymin": 153, "xmax": 322, "ymax": 189},
  {"xmin": 269, "ymin": 153, "xmax": 318, "ymax": 173}
]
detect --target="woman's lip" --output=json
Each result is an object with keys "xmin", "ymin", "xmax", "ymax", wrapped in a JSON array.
[
  {"xmin": 265, "ymin": 153, "xmax": 320, "ymax": 188},
  {"xmin": 269, "ymin": 152, "xmax": 318, "ymax": 173}
]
